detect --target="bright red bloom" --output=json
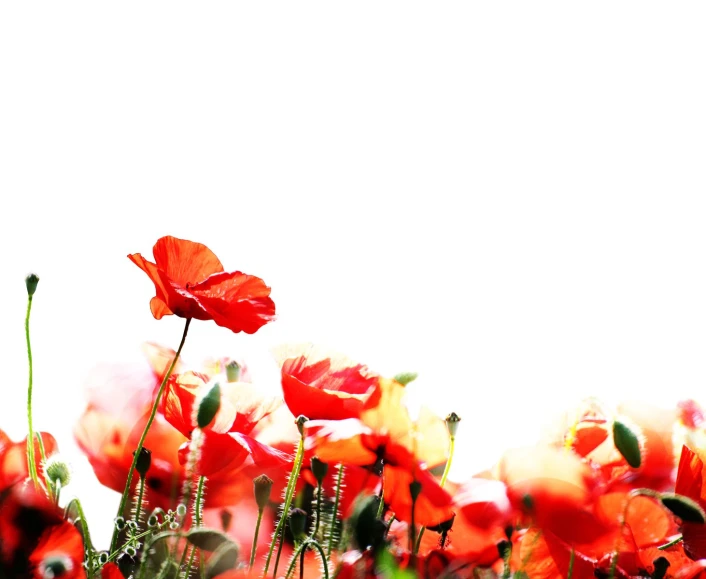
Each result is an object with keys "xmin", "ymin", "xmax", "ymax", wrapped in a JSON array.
[
  {"xmin": 29, "ymin": 522, "xmax": 86, "ymax": 579},
  {"xmin": 675, "ymin": 445, "xmax": 706, "ymax": 560},
  {"xmin": 278, "ymin": 346, "xmax": 378, "ymax": 420},
  {"xmin": 129, "ymin": 236, "xmax": 275, "ymax": 334},
  {"xmin": 0, "ymin": 430, "xmax": 58, "ymax": 492}
]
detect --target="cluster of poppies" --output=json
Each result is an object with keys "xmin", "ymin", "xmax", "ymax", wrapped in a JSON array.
[{"xmin": 5, "ymin": 236, "xmax": 706, "ymax": 578}]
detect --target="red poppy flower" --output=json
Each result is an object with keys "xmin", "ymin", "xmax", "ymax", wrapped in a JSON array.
[
  {"xmin": 0, "ymin": 430, "xmax": 58, "ymax": 492},
  {"xmin": 276, "ymin": 345, "xmax": 378, "ymax": 421},
  {"xmin": 129, "ymin": 236, "xmax": 275, "ymax": 334},
  {"xmin": 675, "ymin": 445, "xmax": 706, "ymax": 560},
  {"xmin": 29, "ymin": 521, "xmax": 86, "ymax": 579}
]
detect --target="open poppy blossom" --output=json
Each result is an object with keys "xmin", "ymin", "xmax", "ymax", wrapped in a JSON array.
[
  {"xmin": 29, "ymin": 521, "xmax": 86, "ymax": 579},
  {"xmin": 129, "ymin": 236, "xmax": 276, "ymax": 334},
  {"xmin": 276, "ymin": 344, "xmax": 379, "ymax": 421}
]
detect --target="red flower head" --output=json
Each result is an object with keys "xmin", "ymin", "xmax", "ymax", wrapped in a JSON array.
[
  {"xmin": 29, "ymin": 522, "xmax": 86, "ymax": 579},
  {"xmin": 129, "ymin": 236, "xmax": 276, "ymax": 334}
]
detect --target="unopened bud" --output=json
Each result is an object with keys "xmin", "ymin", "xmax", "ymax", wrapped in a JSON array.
[
  {"xmin": 393, "ymin": 372, "xmax": 418, "ymax": 386},
  {"xmin": 288, "ymin": 508, "xmax": 308, "ymax": 541},
  {"xmin": 25, "ymin": 273, "xmax": 39, "ymax": 297},
  {"xmin": 225, "ymin": 360, "xmax": 241, "ymax": 383},
  {"xmin": 220, "ymin": 509, "xmax": 233, "ymax": 532},
  {"xmin": 295, "ymin": 415, "xmax": 308, "ymax": 436},
  {"xmin": 310, "ymin": 457, "xmax": 328, "ymax": 485},
  {"xmin": 496, "ymin": 539, "xmax": 511, "ymax": 559},
  {"xmin": 409, "ymin": 480, "xmax": 422, "ymax": 502},
  {"xmin": 253, "ymin": 474, "xmax": 274, "ymax": 510},
  {"xmin": 197, "ymin": 382, "xmax": 222, "ymax": 429},
  {"xmin": 132, "ymin": 448, "xmax": 152, "ymax": 479},
  {"xmin": 445, "ymin": 412, "xmax": 461, "ymax": 438}
]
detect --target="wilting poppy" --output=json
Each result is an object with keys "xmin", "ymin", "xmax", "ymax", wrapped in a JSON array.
[{"xmin": 129, "ymin": 236, "xmax": 276, "ymax": 334}]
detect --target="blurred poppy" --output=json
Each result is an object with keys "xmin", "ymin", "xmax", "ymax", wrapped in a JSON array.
[
  {"xmin": 29, "ymin": 521, "xmax": 86, "ymax": 579},
  {"xmin": 129, "ymin": 236, "xmax": 275, "ymax": 334},
  {"xmin": 0, "ymin": 430, "xmax": 58, "ymax": 492},
  {"xmin": 675, "ymin": 445, "xmax": 706, "ymax": 560}
]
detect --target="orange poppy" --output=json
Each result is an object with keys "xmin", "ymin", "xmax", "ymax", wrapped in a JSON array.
[{"xmin": 129, "ymin": 236, "xmax": 275, "ymax": 334}]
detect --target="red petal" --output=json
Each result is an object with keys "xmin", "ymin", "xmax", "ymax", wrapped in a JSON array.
[
  {"xmin": 152, "ymin": 236, "xmax": 224, "ymax": 286},
  {"xmin": 383, "ymin": 464, "xmax": 454, "ymax": 527},
  {"xmin": 519, "ymin": 528, "xmax": 596, "ymax": 579},
  {"xmin": 29, "ymin": 522, "xmax": 86, "ymax": 579}
]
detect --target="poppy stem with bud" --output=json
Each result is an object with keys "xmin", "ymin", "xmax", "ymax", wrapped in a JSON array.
[
  {"xmin": 24, "ymin": 273, "xmax": 45, "ymax": 491},
  {"xmin": 110, "ymin": 317, "xmax": 192, "ymax": 554},
  {"xmin": 263, "ymin": 415, "xmax": 308, "ymax": 578},
  {"xmin": 326, "ymin": 463, "xmax": 345, "ymax": 559},
  {"xmin": 415, "ymin": 412, "xmax": 460, "ymax": 554}
]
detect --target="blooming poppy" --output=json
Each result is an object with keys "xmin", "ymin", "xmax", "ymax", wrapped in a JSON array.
[
  {"xmin": 674, "ymin": 445, "xmax": 706, "ymax": 560},
  {"xmin": 0, "ymin": 430, "xmax": 58, "ymax": 493},
  {"xmin": 29, "ymin": 521, "xmax": 86, "ymax": 579},
  {"xmin": 129, "ymin": 236, "xmax": 276, "ymax": 334},
  {"xmin": 276, "ymin": 345, "xmax": 379, "ymax": 421}
]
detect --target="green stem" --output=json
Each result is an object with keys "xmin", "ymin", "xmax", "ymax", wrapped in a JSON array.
[
  {"xmin": 25, "ymin": 295, "xmax": 40, "ymax": 489},
  {"xmin": 249, "ymin": 508, "xmax": 264, "ymax": 570},
  {"xmin": 285, "ymin": 540, "xmax": 329, "ymax": 579},
  {"xmin": 263, "ymin": 433, "xmax": 306, "ymax": 577},
  {"xmin": 65, "ymin": 498, "xmax": 95, "ymax": 554},
  {"xmin": 658, "ymin": 534, "xmax": 683, "ymax": 550},
  {"xmin": 415, "ymin": 435, "xmax": 455, "ymax": 553},
  {"xmin": 326, "ymin": 464, "xmax": 344, "ymax": 558},
  {"xmin": 567, "ymin": 548, "xmax": 575, "ymax": 579},
  {"xmin": 183, "ymin": 476, "xmax": 207, "ymax": 579},
  {"xmin": 110, "ymin": 317, "xmax": 191, "ymax": 553},
  {"xmin": 313, "ymin": 482, "xmax": 323, "ymax": 539},
  {"xmin": 133, "ymin": 476, "xmax": 146, "ymax": 528}
]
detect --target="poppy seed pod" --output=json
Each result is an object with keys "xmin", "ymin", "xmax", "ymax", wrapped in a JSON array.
[
  {"xmin": 288, "ymin": 508, "xmax": 308, "ymax": 541},
  {"xmin": 225, "ymin": 360, "xmax": 241, "ymax": 383},
  {"xmin": 310, "ymin": 457, "xmax": 329, "ymax": 485},
  {"xmin": 295, "ymin": 415, "xmax": 309, "ymax": 436},
  {"xmin": 253, "ymin": 474, "xmax": 274, "ymax": 510},
  {"xmin": 44, "ymin": 455, "xmax": 72, "ymax": 488},
  {"xmin": 445, "ymin": 412, "xmax": 461, "ymax": 438},
  {"xmin": 25, "ymin": 273, "xmax": 39, "ymax": 297}
]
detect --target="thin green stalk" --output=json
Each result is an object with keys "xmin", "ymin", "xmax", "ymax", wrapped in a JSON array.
[
  {"xmin": 182, "ymin": 475, "xmax": 207, "ymax": 579},
  {"xmin": 326, "ymin": 464, "xmax": 344, "ymax": 558},
  {"xmin": 313, "ymin": 482, "xmax": 323, "ymax": 538},
  {"xmin": 658, "ymin": 535, "xmax": 683, "ymax": 550},
  {"xmin": 263, "ymin": 433, "xmax": 306, "ymax": 577},
  {"xmin": 133, "ymin": 476, "xmax": 147, "ymax": 528},
  {"xmin": 250, "ymin": 508, "xmax": 265, "ymax": 570},
  {"xmin": 110, "ymin": 317, "xmax": 191, "ymax": 553},
  {"xmin": 567, "ymin": 548, "xmax": 575, "ymax": 579},
  {"xmin": 25, "ymin": 294, "xmax": 40, "ymax": 489},
  {"xmin": 415, "ymin": 434, "xmax": 455, "ymax": 553}
]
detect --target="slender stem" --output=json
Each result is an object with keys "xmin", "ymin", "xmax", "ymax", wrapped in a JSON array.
[
  {"xmin": 326, "ymin": 464, "xmax": 344, "ymax": 558},
  {"xmin": 249, "ymin": 508, "xmax": 265, "ymax": 570},
  {"xmin": 285, "ymin": 541, "xmax": 329, "ymax": 579},
  {"xmin": 183, "ymin": 473, "xmax": 207, "ymax": 578},
  {"xmin": 567, "ymin": 548, "xmax": 575, "ymax": 579},
  {"xmin": 54, "ymin": 479, "xmax": 61, "ymax": 507},
  {"xmin": 313, "ymin": 482, "xmax": 323, "ymax": 539},
  {"xmin": 65, "ymin": 498, "xmax": 95, "ymax": 554},
  {"xmin": 415, "ymin": 435, "xmax": 455, "ymax": 553},
  {"xmin": 110, "ymin": 317, "xmax": 191, "ymax": 553},
  {"xmin": 25, "ymin": 295, "xmax": 40, "ymax": 489},
  {"xmin": 658, "ymin": 535, "xmax": 683, "ymax": 550},
  {"xmin": 133, "ymin": 476, "xmax": 146, "ymax": 528},
  {"xmin": 273, "ymin": 520, "xmax": 287, "ymax": 577},
  {"xmin": 263, "ymin": 434, "xmax": 305, "ymax": 577}
]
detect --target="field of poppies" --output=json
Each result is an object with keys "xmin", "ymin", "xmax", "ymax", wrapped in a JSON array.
[{"xmin": 5, "ymin": 236, "xmax": 706, "ymax": 579}]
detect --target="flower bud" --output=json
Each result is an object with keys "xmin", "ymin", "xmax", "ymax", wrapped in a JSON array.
[
  {"xmin": 197, "ymin": 382, "xmax": 222, "ymax": 429},
  {"xmin": 25, "ymin": 273, "xmax": 39, "ymax": 297},
  {"xmin": 393, "ymin": 372, "xmax": 418, "ymax": 386},
  {"xmin": 253, "ymin": 474, "xmax": 274, "ymax": 510},
  {"xmin": 44, "ymin": 455, "xmax": 71, "ymax": 488},
  {"xmin": 310, "ymin": 457, "xmax": 329, "ymax": 485},
  {"xmin": 295, "ymin": 415, "xmax": 309, "ymax": 436},
  {"xmin": 409, "ymin": 480, "xmax": 422, "ymax": 502},
  {"xmin": 225, "ymin": 360, "xmax": 241, "ymax": 383},
  {"xmin": 288, "ymin": 508, "xmax": 308, "ymax": 541},
  {"xmin": 132, "ymin": 448, "xmax": 152, "ymax": 479},
  {"xmin": 445, "ymin": 412, "xmax": 461, "ymax": 438}
]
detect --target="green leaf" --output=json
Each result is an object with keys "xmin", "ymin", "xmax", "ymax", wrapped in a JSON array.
[
  {"xmin": 186, "ymin": 528, "xmax": 235, "ymax": 552},
  {"xmin": 660, "ymin": 493, "xmax": 706, "ymax": 523},
  {"xmin": 613, "ymin": 420, "xmax": 642, "ymax": 468}
]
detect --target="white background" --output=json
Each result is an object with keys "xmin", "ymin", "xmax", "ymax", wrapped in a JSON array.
[{"xmin": 2, "ymin": 3, "xmax": 706, "ymax": 550}]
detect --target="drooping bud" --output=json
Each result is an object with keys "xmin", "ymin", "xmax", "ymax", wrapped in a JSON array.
[
  {"xmin": 288, "ymin": 508, "xmax": 308, "ymax": 541},
  {"xmin": 132, "ymin": 448, "xmax": 152, "ymax": 480},
  {"xmin": 25, "ymin": 273, "xmax": 39, "ymax": 297},
  {"xmin": 445, "ymin": 412, "xmax": 461, "ymax": 438},
  {"xmin": 253, "ymin": 474, "xmax": 274, "ymax": 510},
  {"xmin": 220, "ymin": 509, "xmax": 233, "ymax": 532},
  {"xmin": 310, "ymin": 457, "xmax": 329, "ymax": 485},
  {"xmin": 44, "ymin": 455, "xmax": 72, "ymax": 488},
  {"xmin": 197, "ymin": 382, "xmax": 222, "ymax": 429},
  {"xmin": 409, "ymin": 480, "xmax": 422, "ymax": 502},
  {"xmin": 225, "ymin": 360, "xmax": 241, "ymax": 383},
  {"xmin": 295, "ymin": 415, "xmax": 308, "ymax": 436}
]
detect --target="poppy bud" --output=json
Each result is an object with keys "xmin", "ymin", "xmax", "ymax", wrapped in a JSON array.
[
  {"xmin": 253, "ymin": 474, "xmax": 274, "ymax": 510},
  {"xmin": 310, "ymin": 457, "xmax": 328, "ymax": 485},
  {"xmin": 220, "ymin": 509, "xmax": 233, "ymax": 532},
  {"xmin": 132, "ymin": 448, "xmax": 152, "ymax": 479},
  {"xmin": 288, "ymin": 508, "xmax": 308, "ymax": 541},
  {"xmin": 393, "ymin": 372, "xmax": 418, "ymax": 386},
  {"xmin": 652, "ymin": 556, "xmax": 670, "ymax": 579},
  {"xmin": 225, "ymin": 360, "xmax": 241, "ymax": 383},
  {"xmin": 295, "ymin": 415, "xmax": 309, "ymax": 436},
  {"xmin": 197, "ymin": 382, "xmax": 222, "ymax": 429},
  {"xmin": 44, "ymin": 455, "xmax": 71, "ymax": 488},
  {"xmin": 445, "ymin": 412, "xmax": 461, "ymax": 438},
  {"xmin": 25, "ymin": 273, "xmax": 39, "ymax": 297},
  {"xmin": 496, "ymin": 539, "xmax": 511, "ymax": 560},
  {"xmin": 409, "ymin": 480, "xmax": 422, "ymax": 502}
]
